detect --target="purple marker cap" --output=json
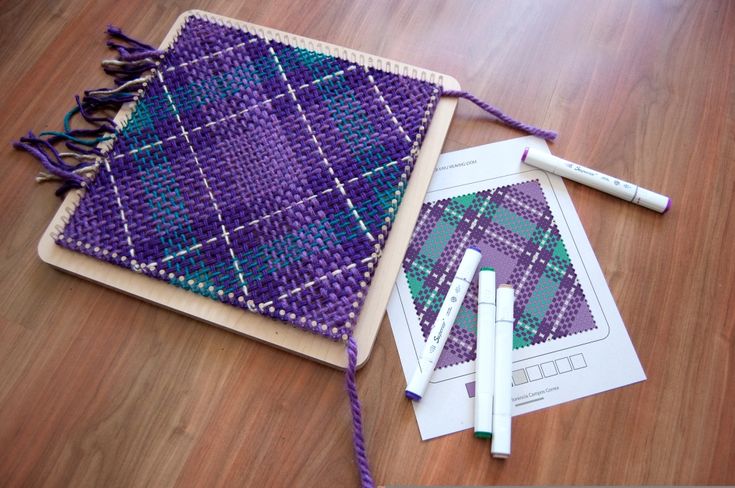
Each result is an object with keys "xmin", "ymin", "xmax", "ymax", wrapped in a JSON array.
[
  {"xmin": 405, "ymin": 390, "xmax": 421, "ymax": 401},
  {"xmin": 521, "ymin": 147, "xmax": 530, "ymax": 162},
  {"xmin": 468, "ymin": 245, "xmax": 481, "ymax": 253},
  {"xmin": 663, "ymin": 198, "xmax": 672, "ymax": 214}
]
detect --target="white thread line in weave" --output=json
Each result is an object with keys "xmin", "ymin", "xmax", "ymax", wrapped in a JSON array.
[
  {"xmin": 164, "ymin": 38, "xmax": 260, "ymax": 72},
  {"xmin": 101, "ymin": 58, "xmax": 436, "ymax": 307},
  {"xmin": 487, "ymin": 229, "xmax": 525, "ymax": 254},
  {"xmin": 150, "ymin": 156, "xmax": 410, "ymax": 267},
  {"xmin": 103, "ymin": 158, "xmax": 137, "ymax": 258},
  {"xmin": 506, "ymin": 193, "xmax": 544, "ymax": 217},
  {"xmin": 545, "ymin": 284, "xmax": 576, "ymax": 342},
  {"xmin": 435, "ymin": 195, "xmax": 491, "ymax": 288},
  {"xmin": 111, "ymin": 66, "xmax": 357, "ymax": 161},
  {"xmin": 260, "ymin": 255, "xmax": 377, "ymax": 307},
  {"xmin": 365, "ymin": 70, "xmax": 412, "ymax": 144},
  {"xmin": 266, "ymin": 43, "xmax": 376, "ymax": 243},
  {"xmin": 513, "ymin": 224, "xmax": 551, "ymax": 302},
  {"xmin": 61, "ymin": 236, "xmax": 374, "ymax": 327},
  {"xmin": 447, "ymin": 334, "xmax": 475, "ymax": 354},
  {"xmin": 157, "ymin": 70, "xmax": 249, "ymax": 296},
  {"xmin": 420, "ymin": 197, "xmax": 493, "ymax": 354},
  {"xmin": 526, "ymin": 224, "xmax": 568, "ymax": 279}
]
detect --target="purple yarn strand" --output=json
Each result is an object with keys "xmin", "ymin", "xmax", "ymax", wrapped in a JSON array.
[
  {"xmin": 442, "ymin": 89, "xmax": 558, "ymax": 141},
  {"xmin": 12, "ymin": 25, "xmax": 155, "ymax": 192},
  {"xmin": 346, "ymin": 336, "xmax": 375, "ymax": 488},
  {"xmin": 38, "ymin": 135, "xmax": 94, "ymax": 170},
  {"xmin": 20, "ymin": 133, "xmax": 80, "ymax": 172},
  {"xmin": 106, "ymin": 25, "xmax": 158, "ymax": 51},
  {"xmin": 118, "ymin": 49, "xmax": 162, "ymax": 62},
  {"xmin": 12, "ymin": 140, "xmax": 83, "ymax": 184},
  {"xmin": 65, "ymin": 141, "xmax": 101, "ymax": 155},
  {"xmin": 76, "ymin": 97, "xmax": 117, "ymax": 132}
]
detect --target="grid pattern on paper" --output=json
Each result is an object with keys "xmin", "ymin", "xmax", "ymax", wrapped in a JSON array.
[{"xmin": 403, "ymin": 180, "xmax": 596, "ymax": 368}]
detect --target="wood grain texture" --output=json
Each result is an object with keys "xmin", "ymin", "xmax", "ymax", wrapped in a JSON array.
[{"xmin": 1, "ymin": 0, "xmax": 733, "ymax": 486}]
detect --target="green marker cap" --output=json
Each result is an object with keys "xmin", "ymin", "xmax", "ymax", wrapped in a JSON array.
[
  {"xmin": 480, "ymin": 267, "xmax": 495, "ymax": 271},
  {"xmin": 474, "ymin": 431, "xmax": 492, "ymax": 439}
]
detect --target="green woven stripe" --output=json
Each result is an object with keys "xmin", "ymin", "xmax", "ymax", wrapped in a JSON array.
[
  {"xmin": 178, "ymin": 54, "xmax": 282, "ymax": 109},
  {"xmin": 120, "ymin": 96, "xmax": 172, "ymax": 141},
  {"xmin": 524, "ymin": 273, "xmax": 559, "ymax": 320},
  {"xmin": 279, "ymin": 46, "xmax": 342, "ymax": 80},
  {"xmin": 353, "ymin": 163, "xmax": 404, "ymax": 231},
  {"xmin": 130, "ymin": 145, "xmax": 239, "ymax": 294},
  {"xmin": 514, "ymin": 311, "xmax": 540, "ymax": 348},
  {"xmin": 131, "ymin": 146, "xmax": 195, "ymax": 255},
  {"xmin": 407, "ymin": 196, "xmax": 476, "ymax": 317},
  {"xmin": 239, "ymin": 206, "xmax": 363, "ymax": 284},
  {"xmin": 316, "ymin": 75, "xmax": 389, "ymax": 174},
  {"xmin": 420, "ymin": 219, "xmax": 454, "ymax": 260},
  {"xmin": 454, "ymin": 304, "xmax": 477, "ymax": 334},
  {"xmin": 531, "ymin": 225, "xmax": 559, "ymax": 251},
  {"xmin": 169, "ymin": 258, "xmax": 235, "ymax": 296},
  {"xmin": 406, "ymin": 256, "xmax": 444, "ymax": 315},
  {"xmin": 121, "ymin": 53, "xmax": 282, "ymax": 128},
  {"xmin": 443, "ymin": 193, "xmax": 474, "ymax": 225},
  {"xmin": 469, "ymin": 194, "xmax": 498, "ymax": 218},
  {"xmin": 544, "ymin": 239, "xmax": 571, "ymax": 281},
  {"xmin": 492, "ymin": 206, "xmax": 536, "ymax": 240}
]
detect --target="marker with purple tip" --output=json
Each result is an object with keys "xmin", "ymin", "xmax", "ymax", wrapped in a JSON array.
[
  {"xmin": 521, "ymin": 147, "xmax": 671, "ymax": 213},
  {"xmin": 405, "ymin": 247, "xmax": 482, "ymax": 401}
]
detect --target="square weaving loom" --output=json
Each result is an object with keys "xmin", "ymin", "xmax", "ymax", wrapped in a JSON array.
[
  {"xmin": 39, "ymin": 11, "xmax": 461, "ymax": 368},
  {"xmin": 403, "ymin": 180, "xmax": 597, "ymax": 369}
]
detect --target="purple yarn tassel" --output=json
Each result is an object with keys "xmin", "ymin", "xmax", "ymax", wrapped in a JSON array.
[
  {"xmin": 104, "ymin": 25, "xmax": 161, "ymax": 83},
  {"xmin": 346, "ymin": 335, "xmax": 375, "ymax": 488},
  {"xmin": 12, "ymin": 138, "xmax": 85, "ymax": 186},
  {"xmin": 13, "ymin": 25, "xmax": 159, "ymax": 196},
  {"xmin": 106, "ymin": 25, "xmax": 158, "ymax": 51},
  {"xmin": 442, "ymin": 89, "xmax": 558, "ymax": 141}
]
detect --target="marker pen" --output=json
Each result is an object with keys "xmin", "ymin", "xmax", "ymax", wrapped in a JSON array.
[
  {"xmin": 406, "ymin": 247, "xmax": 482, "ymax": 401},
  {"xmin": 521, "ymin": 147, "xmax": 671, "ymax": 213},
  {"xmin": 491, "ymin": 284, "xmax": 514, "ymax": 459},
  {"xmin": 474, "ymin": 267, "xmax": 496, "ymax": 439}
]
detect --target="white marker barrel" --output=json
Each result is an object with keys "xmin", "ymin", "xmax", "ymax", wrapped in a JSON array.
[
  {"xmin": 406, "ymin": 247, "xmax": 482, "ymax": 401},
  {"xmin": 522, "ymin": 147, "xmax": 670, "ymax": 213},
  {"xmin": 474, "ymin": 268, "xmax": 496, "ymax": 438},
  {"xmin": 491, "ymin": 285, "xmax": 514, "ymax": 459}
]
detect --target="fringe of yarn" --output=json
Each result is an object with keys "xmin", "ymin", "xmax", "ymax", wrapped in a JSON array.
[
  {"xmin": 441, "ymin": 89, "xmax": 558, "ymax": 141},
  {"xmin": 346, "ymin": 336, "xmax": 375, "ymax": 488},
  {"xmin": 12, "ymin": 26, "xmax": 162, "ymax": 196}
]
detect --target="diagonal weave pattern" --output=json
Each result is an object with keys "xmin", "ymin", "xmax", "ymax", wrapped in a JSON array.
[
  {"xmin": 57, "ymin": 15, "xmax": 440, "ymax": 341},
  {"xmin": 403, "ymin": 180, "xmax": 597, "ymax": 369}
]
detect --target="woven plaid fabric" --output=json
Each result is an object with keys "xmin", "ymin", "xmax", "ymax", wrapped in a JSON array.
[
  {"xmin": 403, "ymin": 180, "xmax": 596, "ymax": 368},
  {"xmin": 57, "ymin": 15, "xmax": 439, "ymax": 341}
]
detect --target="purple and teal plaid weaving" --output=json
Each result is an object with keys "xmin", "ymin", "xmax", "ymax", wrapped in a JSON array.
[
  {"xmin": 403, "ymin": 180, "xmax": 597, "ymax": 368},
  {"xmin": 58, "ymin": 15, "xmax": 439, "ymax": 340}
]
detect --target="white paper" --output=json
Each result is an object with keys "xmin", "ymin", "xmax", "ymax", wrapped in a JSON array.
[{"xmin": 387, "ymin": 136, "xmax": 646, "ymax": 440}]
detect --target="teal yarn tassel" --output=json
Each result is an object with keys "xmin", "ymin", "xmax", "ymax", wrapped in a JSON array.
[{"xmin": 12, "ymin": 26, "xmax": 159, "ymax": 196}]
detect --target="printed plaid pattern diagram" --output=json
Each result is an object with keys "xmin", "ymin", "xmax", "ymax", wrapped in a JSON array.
[
  {"xmin": 57, "ymin": 15, "xmax": 439, "ymax": 340},
  {"xmin": 403, "ymin": 180, "xmax": 597, "ymax": 368}
]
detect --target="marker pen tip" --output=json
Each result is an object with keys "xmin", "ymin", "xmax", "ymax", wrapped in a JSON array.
[
  {"xmin": 663, "ymin": 198, "xmax": 672, "ymax": 214},
  {"xmin": 405, "ymin": 390, "xmax": 421, "ymax": 401}
]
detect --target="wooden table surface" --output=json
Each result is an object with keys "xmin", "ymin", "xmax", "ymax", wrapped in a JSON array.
[{"xmin": 1, "ymin": 1, "xmax": 733, "ymax": 486}]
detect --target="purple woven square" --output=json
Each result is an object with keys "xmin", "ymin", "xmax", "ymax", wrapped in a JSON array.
[{"xmin": 57, "ymin": 14, "xmax": 440, "ymax": 340}]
